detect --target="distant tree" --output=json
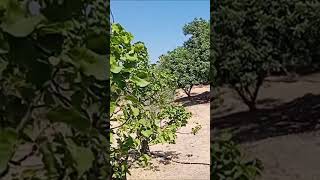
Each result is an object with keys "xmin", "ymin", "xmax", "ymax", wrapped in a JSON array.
[
  {"xmin": 183, "ymin": 18, "xmax": 210, "ymax": 85},
  {"xmin": 159, "ymin": 47, "xmax": 194, "ymax": 96},
  {"xmin": 159, "ymin": 18, "xmax": 209, "ymax": 97}
]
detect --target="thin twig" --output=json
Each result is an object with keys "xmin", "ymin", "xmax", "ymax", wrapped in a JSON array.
[
  {"xmin": 110, "ymin": 9, "xmax": 115, "ymax": 23},
  {"xmin": 109, "ymin": 118, "xmax": 131, "ymax": 131},
  {"xmin": 16, "ymin": 104, "xmax": 33, "ymax": 133}
]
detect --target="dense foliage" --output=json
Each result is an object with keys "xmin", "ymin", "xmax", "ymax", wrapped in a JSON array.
[
  {"xmin": 159, "ymin": 18, "xmax": 210, "ymax": 97},
  {"xmin": 110, "ymin": 23, "xmax": 192, "ymax": 179},
  {"xmin": 0, "ymin": 1, "xmax": 192, "ymax": 179},
  {"xmin": 211, "ymin": 133, "xmax": 263, "ymax": 180},
  {"xmin": 0, "ymin": 0, "xmax": 110, "ymax": 179},
  {"xmin": 212, "ymin": 0, "xmax": 320, "ymax": 111}
]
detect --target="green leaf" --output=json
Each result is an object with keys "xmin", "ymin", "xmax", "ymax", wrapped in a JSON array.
[
  {"xmin": 0, "ymin": 128, "xmax": 17, "ymax": 174},
  {"xmin": 110, "ymin": 101, "xmax": 116, "ymax": 114},
  {"xmin": 125, "ymin": 54, "xmax": 138, "ymax": 61},
  {"xmin": 66, "ymin": 139, "xmax": 94, "ymax": 177},
  {"xmin": 0, "ymin": 0, "xmax": 9, "ymax": 9},
  {"xmin": 130, "ymin": 76, "xmax": 150, "ymax": 87},
  {"xmin": 46, "ymin": 107, "xmax": 90, "ymax": 132},
  {"xmin": 40, "ymin": 143, "xmax": 58, "ymax": 178},
  {"xmin": 111, "ymin": 64, "xmax": 123, "ymax": 74},
  {"xmin": 110, "ymin": 56, "xmax": 123, "ymax": 73},
  {"xmin": 141, "ymin": 130, "xmax": 152, "ymax": 138},
  {"xmin": 130, "ymin": 105, "xmax": 139, "ymax": 117},
  {"xmin": 1, "ymin": 15, "xmax": 45, "ymax": 37},
  {"xmin": 125, "ymin": 95, "xmax": 140, "ymax": 105},
  {"xmin": 68, "ymin": 48, "xmax": 107, "ymax": 81}
]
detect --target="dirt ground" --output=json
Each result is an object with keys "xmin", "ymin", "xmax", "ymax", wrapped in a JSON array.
[
  {"xmin": 128, "ymin": 85, "xmax": 210, "ymax": 180},
  {"xmin": 212, "ymin": 73, "xmax": 320, "ymax": 180}
]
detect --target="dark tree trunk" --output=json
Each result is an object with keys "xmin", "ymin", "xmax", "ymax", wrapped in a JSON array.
[
  {"xmin": 235, "ymin": 88, "xmax": 258, "ymax": 112},
  {"xmin": 246, "ymin": 101, "xmax": 257, "ymax": 112},
  {"xmin": 140, "ymin": 139, "xmax": 150, "ymax": 154},
  {"xmin": 233, "ymin": 76, "xmax": 264, "ymax": 112},
  {"xmin": 183, "ymin": 85, "xmax": 193, "ymax": 97}
]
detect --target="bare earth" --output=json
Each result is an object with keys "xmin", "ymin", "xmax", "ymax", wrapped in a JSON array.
[
  {"xmin": 213, "ymin": 73, "xmax": 320, "ymax": 180},
  {"xmin": 128, "ymin": 85, "xmax": 210, "ymax": 180}
]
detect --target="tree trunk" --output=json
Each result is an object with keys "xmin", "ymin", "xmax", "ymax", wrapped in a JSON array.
[
  {"xmin": 233, "ymin": 75, "xmax": 264, "ymax": 112},
  {"xmin": 183, "ymin": 85, "xmax": 193, "ymax": 97},
  {"xmin": 234, "ymin": 86, "xmax": 258, "ymax": 112},
  {"xmin": 140, "ymin": 139, "xmax": 150, "ymax": 154},
  {"xmin": 247, "ymin": 101, "xmax": 257, "ymax": 112}
]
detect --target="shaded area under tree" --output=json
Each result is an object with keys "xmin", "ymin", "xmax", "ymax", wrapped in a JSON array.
[
  {"xmin": 212, "ymin": 93, "xmax": 320, "ymax": 143},
  {"xmin": 175, "ymin": 91, "xmax": 210, "ymax": 107}
]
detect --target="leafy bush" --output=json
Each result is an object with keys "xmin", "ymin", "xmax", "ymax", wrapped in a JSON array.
[
  {"xmin": 110, "ymin": 23, "xmax": 192, "ymax": 179},
  {"xmin": 211, "ymin": 133, "xmax": 263, "ymax": 180}
]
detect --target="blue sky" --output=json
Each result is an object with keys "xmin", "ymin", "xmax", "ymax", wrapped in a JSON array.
[{"xmin": 111, "ymin": 0, "xmax": 209, "ymax": 63}]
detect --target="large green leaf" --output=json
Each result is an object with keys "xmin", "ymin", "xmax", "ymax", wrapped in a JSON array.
[
  {"xmin": 68, "ymin": 48, "xmax": 107, "ymax": 81},
  {"xmin": 110, "ymin": 56, "xmax": 123, "ymax": 73},
  {"xmin": 0, "ymin": 128, "xmax": 17, "ymax": 174},
  {"xmin": 40, "ymin": 143, "xmax": 58, "ymax": 179},
  {"xmin": 130, "ymin": 105, "xmax": 139, "ymax": 117},
  {"xmin": 66, "ymin": 139, "xmax": 94, "ymax": 177},
  {"xmin": 141, "ymin": 130, "xmax": 152, "ymax": 138},
  {"xmin": 130, "ymin": 76, "xmax": 150, "ymax": 87},
  {"xmin": 0, "ymin": 0, "xmax": 10, "ymax": 9},
  {"xmin": 1, "ymin": 15, "xmax": 45, "ymax": 37},
  {"xmin": 46, "ymin": 107, "xmax": 91, "ymax": 132}
]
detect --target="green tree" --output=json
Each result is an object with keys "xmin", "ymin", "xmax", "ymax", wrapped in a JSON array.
[
  {"xmin": 110, "ymin": 23, "xmax": 192, "ymax": 179},
  {"xmin": 212, "ymin": 0, "xmax": 320, "ymax": 111},
  {"xmin": 269, "ymin": 0, "xmax": 320, "ymax": 75},
  {"xmin": 159, "ymin": 18, "xmax": 210, "ymax": 97},
  {"xmin": 159, "ymin": 46, "xmax": 195, "ymax": 96},
  {"xmin": 183, "ymin": 18, "xmax": 210, "ymax": 85}
]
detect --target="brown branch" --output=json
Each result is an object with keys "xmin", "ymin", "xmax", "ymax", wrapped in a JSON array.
[
  {"xmin": 9, "ymin": 145, "xmax": 37, "ymax": 166},
  {"xmin": 109, "ymin": 118, "xmax": 131, "ymax": 131}
]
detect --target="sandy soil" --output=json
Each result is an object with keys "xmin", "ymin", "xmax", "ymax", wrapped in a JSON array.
[
  {"xmin": 212, "ymin": 73, "xmax": 320, "ymax": 180},
  {"xmin": 128, "ymin": 85, "xmax": 210, "ymax": 180}
]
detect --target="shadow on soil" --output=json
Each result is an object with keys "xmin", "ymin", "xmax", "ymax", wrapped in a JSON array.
[
  {"xmin": 128, "ymin": 150, "xmax": 181, "ymax": 171},
  {"xmin": 175, "ymin": 91, "xmax": 210, "ymax": 107},
  {"xmin": 212, "ymin": 93, "xmax": 320, "ymax": 143},
  {"xmin": 144, "ymin": 151, "xmax": 181, "ymax": 171}
]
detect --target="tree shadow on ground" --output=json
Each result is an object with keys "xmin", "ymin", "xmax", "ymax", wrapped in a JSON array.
[
  {"xmin": 256, "ymin": 98, "xmax": 282, "ymax": 108},
  {"xmin": 212, "ymin": 93, "xmax": 320, "ymax": 143},
  {"xmin": 175, "ymin": 91, "xmax": 210, "ymax": 107},
  {"xmin": 145, "ymin": 151, "xmax": 181, "ymax": 171},
  {"xmin": 128, "ymin": 150, "xmax": 181, "ymax": 171},
  {"xmin": 212, "ymin": 105, "xmax": 235, "ymax": 117}
]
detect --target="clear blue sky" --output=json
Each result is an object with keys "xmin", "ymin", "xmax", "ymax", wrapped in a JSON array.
[{"xmin": 111, "ymin": 0, "xmax": 209, "ymax": 64}]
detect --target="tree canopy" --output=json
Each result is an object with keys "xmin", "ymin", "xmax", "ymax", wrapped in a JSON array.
[
  {"xmin": 159, "ymin": 18, "xmax": 210, "ymax": 97},
  {"xmin": 212, "ymin": 0, "xmax": 320, "ymax": 111}
]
